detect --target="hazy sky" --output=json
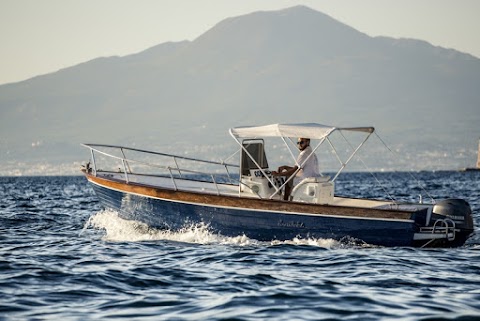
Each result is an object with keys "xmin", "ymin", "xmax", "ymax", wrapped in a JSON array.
[{"xmin": 1, "ymin": 0, "xmax": 479, "ymax": 85}]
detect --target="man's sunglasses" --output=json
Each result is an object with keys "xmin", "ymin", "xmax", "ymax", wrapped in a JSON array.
[{"xmin": 297, "ymin": 141, "xmax": 307, "ymax": 145}]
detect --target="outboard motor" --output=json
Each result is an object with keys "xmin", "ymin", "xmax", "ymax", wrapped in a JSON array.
[{"xmin": 432, "ymin": 199, "xmax": 474, "ymax": 231}]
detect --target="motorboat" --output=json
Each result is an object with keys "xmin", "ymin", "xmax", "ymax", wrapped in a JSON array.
[{"xmin": 81, "ymin": 123, "xmax": 474, "ymax": 247}]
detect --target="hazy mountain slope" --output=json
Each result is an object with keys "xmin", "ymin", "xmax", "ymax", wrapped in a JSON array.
[{"xmin": 1, "ymin": 5, "xmax": 479, "ymax": 172}]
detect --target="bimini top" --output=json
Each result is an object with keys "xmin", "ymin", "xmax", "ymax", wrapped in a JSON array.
[{"xmin": 229, "ymin": 123, "xmax": 374, "ymax": 140}]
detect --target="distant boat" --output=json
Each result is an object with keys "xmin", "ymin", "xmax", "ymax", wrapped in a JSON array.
[
  {"xmin": 460, "ymin": 138, "xmax": 480, "ymax": 172},
  {"xmin": 81, "ymin": 123, "xmax": 474, "ymax": 248}
]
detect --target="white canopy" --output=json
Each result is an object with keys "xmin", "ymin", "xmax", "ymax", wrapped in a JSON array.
[{"xmin": 229, "ymin": 123, "xmax": 374, "ymax": 140}]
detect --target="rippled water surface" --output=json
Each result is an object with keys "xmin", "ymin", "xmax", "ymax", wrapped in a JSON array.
[{"xmin": 1, "ymin": 172, "xmax": 480, "ymax": 320}]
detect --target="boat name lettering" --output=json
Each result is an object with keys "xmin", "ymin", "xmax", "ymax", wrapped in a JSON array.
[
  {"xmin": 449, "ymin": 215, "xmax": 465, "ymax": 220},
  {"xmin": 278, "ymin": 220, "xmax": 305, "ymax": 228}
]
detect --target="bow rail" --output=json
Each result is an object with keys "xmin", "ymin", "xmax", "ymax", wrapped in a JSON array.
[{"xmin": 81, "ymin": 143, "xmax": 240, "ymax": 195}]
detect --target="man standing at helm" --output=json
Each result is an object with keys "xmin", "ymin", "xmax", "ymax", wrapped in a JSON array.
[{"xmin": 272, "ymin": 138, "xmax": 319, "ymax": 200}]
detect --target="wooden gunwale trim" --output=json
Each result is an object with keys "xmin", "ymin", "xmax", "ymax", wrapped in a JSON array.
[{"xmin": 86, "ymin": 173, "xmax": 415, "ymax": 221}]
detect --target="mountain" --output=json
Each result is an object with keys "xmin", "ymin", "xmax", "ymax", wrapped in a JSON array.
[{"xmin": 1, "ymin": 5, "xmax": 479, "ymax": 175}]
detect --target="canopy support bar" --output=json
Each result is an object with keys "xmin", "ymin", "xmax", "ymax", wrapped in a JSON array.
[{"xmin": 331, "ymin": 130, "xmax": 373, "ymax": 182}]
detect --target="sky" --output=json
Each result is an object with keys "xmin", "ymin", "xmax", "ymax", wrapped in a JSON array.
[{"xmin": 1, "ymin": 0, "xmax": 479, "ymax": 85}]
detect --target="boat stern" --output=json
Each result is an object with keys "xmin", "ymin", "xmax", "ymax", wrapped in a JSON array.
[
  {"xmin": 432, "ymin": 199, "xmax": 474, "ymax": 232},
  {"xmin": 413, "ymin": 198, "xmax": 474, "ymax": 247}
]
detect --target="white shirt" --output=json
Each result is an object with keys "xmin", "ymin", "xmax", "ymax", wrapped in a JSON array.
[{"xmin": 294, "ymin": 145, "xmax": 319, "ymax": 185}]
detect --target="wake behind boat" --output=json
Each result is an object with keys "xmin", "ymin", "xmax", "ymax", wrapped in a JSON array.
[{"xmin": 81, "ymin": 123, "xmax": 474, "ymax": 247}]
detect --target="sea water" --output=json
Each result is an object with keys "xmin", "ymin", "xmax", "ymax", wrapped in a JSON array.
[{"xmin": 1, "ymin": 172, "xmax": 479, "ymax": 320}]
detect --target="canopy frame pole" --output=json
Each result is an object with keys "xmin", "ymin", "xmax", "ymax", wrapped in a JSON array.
[
  {"xmin": 283, "ymin": 136, "xmax": 297, "ymax": 164},
  {"xmin": 337, "ymin": 130, "xmax": 396, "ymax": 203},
  {"xmin": 331, "ymin": 130, "xmax": 373, "ymax": 182},
  {"xmin": 326, "ymin": 137, "xmax": 344, "ymax": 167}
]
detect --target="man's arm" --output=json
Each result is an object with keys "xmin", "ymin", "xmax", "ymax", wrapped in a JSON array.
[{"xmin": 272, "ymin": 165, "xmax": 298, "ymax": 177}]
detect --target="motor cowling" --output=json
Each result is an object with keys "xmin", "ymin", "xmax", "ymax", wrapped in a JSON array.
[{"xmin": 432, "ymin": 198, "xmax": 474, "ymax": 230}]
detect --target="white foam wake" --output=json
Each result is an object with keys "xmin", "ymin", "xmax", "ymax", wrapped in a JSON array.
[{"xmin": 83, "ymin": 210, "xmax": 340, "ymax": 248}]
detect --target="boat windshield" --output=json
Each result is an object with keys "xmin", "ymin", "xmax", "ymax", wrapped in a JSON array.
[{"xmin": 241, "ymin": 140, "xmax": 268, "ymax": 176}]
